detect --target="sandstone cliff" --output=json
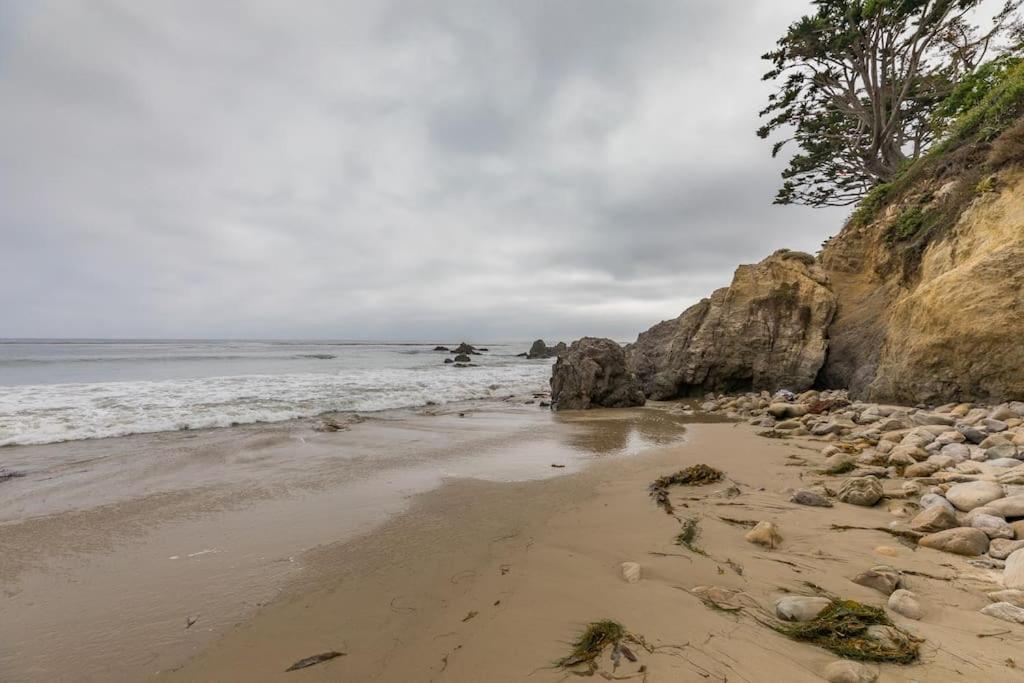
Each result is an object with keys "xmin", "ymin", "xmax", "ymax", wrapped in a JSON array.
[
  {"xmin": 552, "ymin": 77, "xmax": 1024, "ymax": 409},
  {"xmin": 626, "ymin": 250, "xmax": 837, "ymax": 398}
]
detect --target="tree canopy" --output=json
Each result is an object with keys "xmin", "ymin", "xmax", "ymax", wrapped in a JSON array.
[{"xmin": 759, "ymin": 0, "xmax": 1023, "ymax": 207}]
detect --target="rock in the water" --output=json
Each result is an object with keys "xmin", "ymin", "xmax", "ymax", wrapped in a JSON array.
[
  {"xmin": 1004, "ymin": 549, "xmax": 1024, "ymax": 589},
  {"xmin": 526, "ymin": 339, "xmax": 567, "ymax": 359},
  {"xmin": 626, "ymin": 250, "xmax": 837, "ymax": 399},
  {"xmin": 790, "ymin": 490, "xmax": 832, "ymax": 507},
  {"xmin": 620, "ymin": 562, "xmax": 641, "ymax": 584},
  {"xmin": 823, "ymin": 660, "xmax": 878, "ymax": 683},
  {"xmin": 549, "ymin": 338, "xmax": 645, "ymax": 411},
  {"xmin": 851, "ymin": 566, "xmax": 901, "ymax": 595},
  {"xmin": 837, "ymin": 477, "xmax": 883, "ymax": 507},
  {"xmin": 887, "ymin": 589, "xmax": 925, "ymax": 620},
  {"xmin": 981, "ymin": 602, "xmax": 1024, "ymax": 624},
  {"xmin": 745, "ymin": 521, "xmax": 782, "ymax": 548},
  {"xmin": 919, "ymin": 527, "xmax": 990, "ymax": 556},
  {"xmin": 443, "ymin": 357, "xmax": 454, "ymax": 364},
  {"xmin": 453, "ymin": 353, "xmax": 472, "ymax": 363},
  {"xmin": 909, "ymin": 505, "xmax": 958, "ymax": 533},
  {"xmin": 775, "ymin": 595, "xmax": 831, "ymax": 622},
  {"xmin": 944, "ymin": 481, "xmax": 1005, "ymax": 511}
]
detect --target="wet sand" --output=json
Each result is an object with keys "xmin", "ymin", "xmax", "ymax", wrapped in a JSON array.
[
  {"xmin": 167, "ymin": 421, "xmax": 1024, "ymax": 682},
  {"xmin": 0, "ymin": 400, "xmax": 692, "ymax": 681}
]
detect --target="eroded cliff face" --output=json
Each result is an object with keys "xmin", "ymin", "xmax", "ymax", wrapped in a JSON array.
[
  {"xmin": 821, "ymin": 166, "xmax": 1024, "ymax": 403},
  {"xmin": 626, "ymin": 250, "xmax": 837, "ymax": 398}
]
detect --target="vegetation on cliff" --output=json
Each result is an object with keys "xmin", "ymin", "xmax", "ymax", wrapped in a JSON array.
[{"xmin": 760, "ymin": 0, "xmax": 1022, "ymax": 207}]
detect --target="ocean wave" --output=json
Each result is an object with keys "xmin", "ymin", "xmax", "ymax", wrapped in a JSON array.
[{"xmin": 0, "ymin": 364, "xmax": 552, "ymax": 447}]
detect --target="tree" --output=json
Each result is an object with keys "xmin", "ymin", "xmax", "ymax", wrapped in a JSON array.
[{"xmin": 759, "ymin": 0, "xmax": 1023, "ymax": 207}]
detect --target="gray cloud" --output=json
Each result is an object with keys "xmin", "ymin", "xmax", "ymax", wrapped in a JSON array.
[{"xmin": 0, "ymin": 0, "xmax": 844, "ymax": 341}]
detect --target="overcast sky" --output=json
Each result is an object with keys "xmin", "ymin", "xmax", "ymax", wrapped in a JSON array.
[{"xmin": 0, "ymin": 0, "xmax": 845, "ymax": 341}]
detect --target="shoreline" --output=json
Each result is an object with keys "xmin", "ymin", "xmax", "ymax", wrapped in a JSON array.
[
  {"xmin": 0, "ymin": 400, "xmax": 694, "ymax": 681},
  {"xmin": 163, "ymin": 420, "xmax": 1024, "ymax": 682}
]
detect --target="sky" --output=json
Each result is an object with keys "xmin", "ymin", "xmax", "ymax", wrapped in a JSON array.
[{"xmin": 0, "ymin": 0, "xmax": 846, "ymax": 341}]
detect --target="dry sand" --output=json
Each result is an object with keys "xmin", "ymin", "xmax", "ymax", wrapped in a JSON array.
[{"xmin": 163, "ymin": 419, "xmax": 1024, "ymax": 682}]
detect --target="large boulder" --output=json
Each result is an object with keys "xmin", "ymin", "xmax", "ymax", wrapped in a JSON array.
[
  {"xmin": 526, "ymin": 339, "xmax": 567, "ymax": 359},
  {"xmin": 549, "ymin": 338, "xmax": 646, "ymax": 411},
  {"xmin": 626, "ymin": 250, "xmax": 837, "ymax": 399}
]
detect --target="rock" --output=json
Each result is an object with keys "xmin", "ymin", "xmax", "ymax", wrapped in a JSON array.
[
  {"xmin": 837, "ymin": 477, "xmax": 883, "ymax": 507},
  {"xmin": 874, "ymin": 545, "xmax": 900, "ymax": 557},
  {"xmin": 971, "ymin": 513, "xmax": 1015, "ymax": 539},
  {"xmin": 812, "ymin": 421, "xmax": 848, "ymax": 436},
  {"xmin": 1011, "ymin": 520, "xmax": 1024, "ymax": 539},
  {"xmin": 823, "ymin": 453, "xmax": 855, "ymax": 471},
  {"xmin": 940, "ymin": 442, "xmax": 971, "ymax": 461},
  {"xmin": 620, "ymin": 562, "xmax": 641, "ymax": 584},
  {"xmin": 986, "ymin": 443, "xmax": 1019, "ymax": 460},
  {"xmin": 987, "ymin": 458, "xmax": 1022, "ymax": 468},
  {"xmin": 990, "ymin": 539, "xmax": 1024, "ymax": 560},
  {"xmin": 790, "ymin": 490, "xmax": 832, "ymax": 507},
  {"xmin": 451, "ymin": 342, "xmax": 478, "ymax": 355},
  {"xmin": 984, "ymin": 418, "xmax": 1009, "ymax": 433},
  {"xmin": 549, "ymin": 338, "xmax": 646, "ymax": 411},
  {"xmin": 982, "ymin": 494, "xmax": 1024, "ymax": 518},
  {"xmin": 981, "ymin": 602, "xmax": 1024, "ymax": 624},
  {"xmin": 768, "ymin": 402, "xmax": 809, "ymax": 419},
  {"xmin": 433, "ymin": 345, "xmax": 450, "ymax": 351},
  {"xmin": 957, "ymin": 425, "xmax": 988, "ymax": 444},
  {"xmin": 919, "ymin": 527, "xmax": 990, "ymax": 556},
  {"xmin": 887, "ymin": 589, "xmax": 924, "ymax": 620},
  {"xmin": 775, "ymin": 595, "xmax": 831, "ymax": 622},
  {"xmin": 745, "ymin": 521, "xmax": 782, "ymax": 548},
  {"xmin": 1004, "ymin": 549, "xmax": 1024, "ymax": 589},
  {"xmin": 626, "ymin": 250, "xmax": 837, "ymax": 399},
  {"xmin": 919, "ymin": 493, "xmax": 955, "ymax": 513},
  {"xmin": 443, "ymin": 358, "xmax": 454, "ymax": 364},
  {"xmin": 944, "ymin": 481, "xmax": 1005, "ymax": 511},
  {"xmin": 909, "ymin": 505, "xmax": 958, "ymax": 533},
  {"xmin": 904, "ymin": 461, "xmax": 939, "ymax": 478},
  {"xmin": 823, "ymin": 661, "xmax": 878, "ymax": 683},
  {"xmin": 988, "ymin": 589, "xmax": 1024, "ymax": 606},
  {"xmin": 526, "ymin": 339, "xmax": 567, "ymax": 359},
  {"xmin": 851, "ymin": 566, "xmax": 901, "ymax": 595},
  {"xmin": 453, "ymin": 353, "xmax": 472, "ymax": 363}
]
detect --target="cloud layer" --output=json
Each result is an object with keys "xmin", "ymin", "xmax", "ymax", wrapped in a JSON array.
[{"xmin": 0, "ymin": 0, "xmax": 844, "ymax": 341}]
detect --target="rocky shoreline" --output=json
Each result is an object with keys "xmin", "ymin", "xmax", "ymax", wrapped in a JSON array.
[{"xmin": 695, "ymin": 389, "xmax": 1024, "ymax": 635}]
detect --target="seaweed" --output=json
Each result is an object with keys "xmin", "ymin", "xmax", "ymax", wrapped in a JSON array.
[
  {"xmin": 555, "ymin": 620, "xmax": 649, "ymax": 674},
  {"xmin": 648, "ymin": 464, "xmax": 724, "ymax": 514},
  {"xmin": 774, "ymin": 600, "xmax": 921, "ymax": 664},
  {"xmin": 675, "ymin": 517, "xmax": 707, "ymax": 555}
]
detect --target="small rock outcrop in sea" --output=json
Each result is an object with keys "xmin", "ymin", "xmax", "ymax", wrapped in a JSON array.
[
  {"xmin": 451, "ymin": 342, "xmax": 481, "ymax": 356},
  {"xmin": 549, "ymin": 338, "xmax": 645, "ymax": 411},
  {"xmin": 626, "ymin": 249, "xmax": 837, "ymax": 400},
  {"xmin": 526, "ymin": 339, "xmax": 568, "ymax": 359}
]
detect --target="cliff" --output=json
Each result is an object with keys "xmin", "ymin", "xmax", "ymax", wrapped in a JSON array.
[{"xmin": 552, "ymin": 68, "xmax": 1024, "ymax": 409}]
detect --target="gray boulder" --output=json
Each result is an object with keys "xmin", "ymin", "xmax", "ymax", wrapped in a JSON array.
[{"xmin": 550, "ymin": 338, "xmax": 646, "ymax": 411}]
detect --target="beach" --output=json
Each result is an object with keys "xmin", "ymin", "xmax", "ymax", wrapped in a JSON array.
[{"xmin": 5, "ymin": 394, "xmax": 1022, "ymax": 681}]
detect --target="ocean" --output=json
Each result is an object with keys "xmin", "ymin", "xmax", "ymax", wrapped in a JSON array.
[{"xmin": 0, "ymin": 339, "xmax": 553, "ymax": 446}]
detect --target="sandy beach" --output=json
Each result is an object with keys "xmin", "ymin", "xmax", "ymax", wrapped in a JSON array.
[
  {"xmin": 0, "ymin": 399, "xmax": 693, "ymax": 681},
  {"xmin": 158, "ymin": 413, "xmax": 1022, "ymax": 681}
]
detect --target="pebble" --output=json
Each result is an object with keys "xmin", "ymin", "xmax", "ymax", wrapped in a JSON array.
[
  {"xmin": 990, "ymin": 539, "xmax": 1024, "ymax": 560},
  {"xmin": 943, "ymin": 480, "xmax": 1005, "ymax": 511},
  {"xmin": 774, "ymin": 595, "xmax": 831, "ymax": 622},
  {"xmin": 919, "ymin": 493, "xmax": 955, "ymax": 513},
  {"xmin": 981, "ymin": 602, "xmax": 1024, "ymax": 624},
  {"xmin": 745, "ymin": 521, "xmax": 782, "ymax": 549},
  {"xmin": 851, "ymin": 566, "xmax": 901, "ymax": 595},
  {"xmin": 971, "ymin": 513, "xmax": 1015, "ymax": 539},
  {"xmin": 790, "ymin": 490, "xmax": 832, "ymax": 507},
  {"xmin": 1004, "ymin": 549, "xmax": 1024, "ymax": 589},
  {"xmin": 837, "ymin": 478, "xmax": 883, "ymax": 507},
  {"xmin": 918, "ymin": 527, "xmax": 990, "ymax": 556},
  {"xmin": 620, "ymin": 562, "xmax": 641, "ymax": 584},
  {"xmin": 909, "ymin": 505, "xmax": 958, "ymax": 533},
  {"xmin": 823, "ymin": 660, "xmax": 878, "ymax": 683},
  {"xmin": 887, "ymin": 588, "xmax": 925, "ymax": 620}
]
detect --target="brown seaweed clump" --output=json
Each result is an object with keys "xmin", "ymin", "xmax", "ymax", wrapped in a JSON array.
[
  {"xmin": 648, "ymin": 464, "xmax": 724, "ymax": 514},
  {"xmin": 555, "ymin": 620, "xmax": 649, "ymax": 675}
]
